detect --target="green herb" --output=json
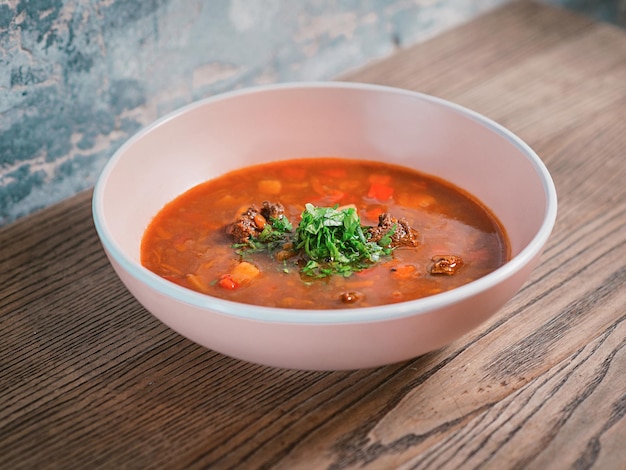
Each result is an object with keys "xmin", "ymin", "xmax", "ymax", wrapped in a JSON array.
[
  {"xmin": 270, "ymin": 215, "xmax": 293, "ymax": 233},
  {"xmin": 236, "ymin": 215, "xmax": 293, "ymax": 254},
  {"xmin": 258, "ymin": 216, "xmax": 293, "ymax": 242},
  {"xmin": 235, "ymin": 203, "xmax": 395, "ymax": 278},
  {"xmin": 294, "ymin": 204, "xmax": 392, "ymax": 278}
]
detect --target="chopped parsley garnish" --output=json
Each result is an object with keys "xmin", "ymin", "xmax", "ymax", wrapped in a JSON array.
[
  {"xmin": 258, "ymin": 216, "xmax": 293, "ymax": 243},
  {"xmin": 235, "ymin": 215, "xmax": 293, "ymax": 254},
  {"xmin": 294, "ymin": 204, "xmax": 392, "ymax": 278},
  {"xmin": 235, "ymin": 203, "xmax": 394, "ymax": 278}
]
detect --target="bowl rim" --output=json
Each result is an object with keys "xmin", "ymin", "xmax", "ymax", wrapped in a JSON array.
[{"xmin": 92, "ymin": 81, "xmax": 558, "ymax": 325}]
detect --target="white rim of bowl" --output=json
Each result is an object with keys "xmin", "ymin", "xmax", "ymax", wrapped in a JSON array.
[{"xmin": 92, "ymin": 81, "xmax": 558, "ymax": 325}]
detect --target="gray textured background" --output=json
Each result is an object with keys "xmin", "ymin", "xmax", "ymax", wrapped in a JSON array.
[{"xmin": 1, "ymin": 0, "xmax": 623, "ymax": 226}]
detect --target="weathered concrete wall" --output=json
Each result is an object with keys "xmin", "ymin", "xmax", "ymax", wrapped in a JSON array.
[{"xmin": 0, "ymin": 0, "xmax": 622, "ymax": 226}]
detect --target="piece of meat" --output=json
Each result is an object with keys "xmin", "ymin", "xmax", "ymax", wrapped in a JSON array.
[
  {"xmin": 430, "ymin": 255, "xmax": 464, "ymax": 275},
  {"xmin": 227, "ymin": 201, "xmax": 287, "ymax": 244},
  {"xmin": 227, "ymin": 205, "xmax": 262, "ymax": 243},
  {"xmin": 260, "ymin": 201, "xmax": 285, "ymax": 221},
  {"xmin": 367, "ymin": 212, "xmax": 419, "ymax": 248}
]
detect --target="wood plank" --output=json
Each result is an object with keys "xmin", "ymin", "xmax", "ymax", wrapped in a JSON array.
[{"xmin": 1, "ymin": 1, "xmax": 625, "ymax": 468}]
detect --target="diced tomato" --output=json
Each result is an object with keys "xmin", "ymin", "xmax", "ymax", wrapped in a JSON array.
[
  {"xmin": 218, "ymin": 274, "xmax": 239, "ymax": 290},
  {"xmin": 368, "ymin": 182, "xmax": 394, "ymax": 201}
]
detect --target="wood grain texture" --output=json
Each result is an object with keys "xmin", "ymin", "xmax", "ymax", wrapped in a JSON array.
[{"xmin": 1, "ymin": 1, "xmax": 625, "ymax": 469}]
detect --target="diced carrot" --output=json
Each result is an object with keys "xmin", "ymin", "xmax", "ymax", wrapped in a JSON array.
[
  {"xmin": 258, "ymin": 179, "xmax": 282, "ymax": 195},
  {"xmin": 253, "ymin": 214, "xmax": 267, "ymax": 229},
  {"xmin": 368, "ymin": 182, "xmax": 394, "ymax": 201}
]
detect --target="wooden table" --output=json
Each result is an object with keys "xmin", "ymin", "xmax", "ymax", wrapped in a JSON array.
[{"xmin": 2, "ymin": 1, "xmax": 625, "ymax": 468}]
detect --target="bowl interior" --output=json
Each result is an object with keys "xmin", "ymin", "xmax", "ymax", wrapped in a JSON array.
[{"xmin": 96, "ymin": 83, "xmax": 553, "ymax": 295}]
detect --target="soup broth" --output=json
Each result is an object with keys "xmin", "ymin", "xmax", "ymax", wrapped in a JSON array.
[{"xmin": 141, "ymin": 158, "xmax": 509, "ymax": 309}]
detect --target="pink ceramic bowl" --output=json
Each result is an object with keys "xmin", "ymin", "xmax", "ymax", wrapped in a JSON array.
[{"xmin": 92, "ymin": 82, "xmax": 557, "ymax": 370}]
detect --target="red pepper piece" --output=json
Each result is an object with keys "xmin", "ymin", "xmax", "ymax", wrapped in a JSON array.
[
  {"xmin": 368, "ymin": 182, "xmax": 394, "ymax": 201},
  {"xmin": 218, "ymin": 274, "xmax": 239, "ymax": 290}
]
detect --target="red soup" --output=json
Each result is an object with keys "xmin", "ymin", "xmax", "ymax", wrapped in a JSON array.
[{"xmin": 141, "ymin": 158, "xmax": 510, "ymax": 309}]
